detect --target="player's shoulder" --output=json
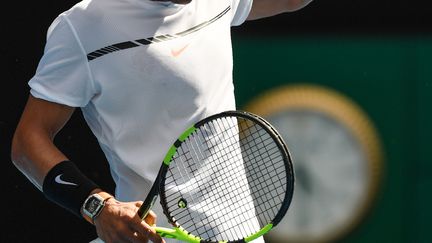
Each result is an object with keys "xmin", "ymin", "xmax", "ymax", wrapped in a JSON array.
[
  {"xmin": 48, "ymin": 0, "xmax": 110, "ymax": 34},
  {"xmin": 62, "ymin": 0, "xmax": 106, "ymax": 21}
]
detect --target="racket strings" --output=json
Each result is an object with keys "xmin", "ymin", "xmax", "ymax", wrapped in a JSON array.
[
  {"xmin": 165, "ymin": 124, "xmax": 280, "ymax": 238},
  {"xmin": 169, "ymin": 118, "xmax": 284, "ymax": 234},
  {"xmin": 199, "ymin": 120, "xmax": 255, "ymax": 237},
  {"xmin": 194, "ymin": 118, "xmax": 266, "ymax": 238},
  {"xmin": 171, "ymin": 121, "xmax": 259, "ymax": 236},
  {"xmin": 221, "ymin": 118, "xmax": 287, "ymax": 226},
  {"xmin": 162, "ymin": 116, "xmax": 288, "ymax": 241},
  {"xmin": 224, "ymin": 118, "xmax": 287, "ymax": 223}
]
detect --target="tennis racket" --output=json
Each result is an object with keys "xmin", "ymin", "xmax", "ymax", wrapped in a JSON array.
[{"xmin": 137, "ymin": 110, "xmax": 295, "ymax": 243}]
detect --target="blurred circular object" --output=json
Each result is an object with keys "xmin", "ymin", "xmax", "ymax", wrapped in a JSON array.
[{"xmin": 244, "ymin": 84, "xmax": 383, "ymax": 243}]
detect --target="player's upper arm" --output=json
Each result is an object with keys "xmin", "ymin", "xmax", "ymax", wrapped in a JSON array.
[
  {"xmin": 247, "ymin": 0, "xmax": 313, "ymax": 20},
  {"xmin": 15, "ymin": 95, "xmax": 75, "ymax": 140}
]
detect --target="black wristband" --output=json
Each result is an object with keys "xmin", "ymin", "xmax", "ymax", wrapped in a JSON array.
[{"xmin": 42, "ymin": 160, "xmax": 99, "ymax": 218}]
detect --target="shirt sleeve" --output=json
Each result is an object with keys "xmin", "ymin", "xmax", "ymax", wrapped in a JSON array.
[
  {"xmin": 230, "ymin": 0, "xmax": 253, "ymax": 26},
  {"xmin": 29, "ymin": 14, "xmax": 96, "ymax": 108}
]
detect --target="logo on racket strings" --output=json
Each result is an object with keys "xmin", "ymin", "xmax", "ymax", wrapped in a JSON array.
[{"xmin": 178, "ymin": 198, "xmax": 188, "ymax": 208}]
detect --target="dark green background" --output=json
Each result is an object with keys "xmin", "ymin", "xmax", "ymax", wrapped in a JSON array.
[{"xmin": 232, "ymin": 36, "xmax": 432, "ymax": 243}]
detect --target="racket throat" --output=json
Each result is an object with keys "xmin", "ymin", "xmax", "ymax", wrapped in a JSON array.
[
  {"xmin": 155, "ymin": 226, "xmax": 201, "ymax": 243},
  {"xmin": 245, "ymin": 224, "xmax": 273, "ymax": 242}
]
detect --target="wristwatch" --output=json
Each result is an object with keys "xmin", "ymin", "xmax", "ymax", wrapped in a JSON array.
[{"xmin": 82, "ymin": 192, "xmax": 112, "ymax": 224}]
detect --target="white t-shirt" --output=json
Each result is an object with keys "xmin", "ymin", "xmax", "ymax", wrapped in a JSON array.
[{"xmin": 29, "ymin": 0, "xmax": 262, "ymax": 242}]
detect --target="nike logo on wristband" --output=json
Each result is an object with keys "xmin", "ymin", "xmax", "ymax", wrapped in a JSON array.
[{"xmin": 55, "ymin": 174, "xmax": 78, "ymax": 186}]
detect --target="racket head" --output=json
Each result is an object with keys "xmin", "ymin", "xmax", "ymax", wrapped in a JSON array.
[{"xmin": 157, "ymin": 110, "xmax": 294, "ymax": 242}]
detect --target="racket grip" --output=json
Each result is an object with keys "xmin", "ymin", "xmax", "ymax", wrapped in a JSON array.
[
  {"xmin": 138, "ymin": 194, "xmax": 157, "ymax": 219},
  {"xmin": 138, "ymin": 163, "xmax": 168, "ymax": 219},
  {"xmin": 138, "ymin": 176, "xmax": 161, "ymax": 219}
]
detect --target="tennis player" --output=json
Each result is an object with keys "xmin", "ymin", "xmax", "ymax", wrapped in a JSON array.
[{"xmin": 11, "ymin": 0, "xmax": 312, "ymax": 242}]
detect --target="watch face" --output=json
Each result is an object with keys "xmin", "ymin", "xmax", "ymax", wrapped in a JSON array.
[
  {"xmin": 85, "ymin": 195, "xmax": 104, "ymax": 217},
  {"xmin": 86, "ymin": 197, "xmax": 101, "ymax": 213}
]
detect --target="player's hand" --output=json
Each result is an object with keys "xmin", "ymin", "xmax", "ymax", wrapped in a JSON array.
[{"xmin": 94, "ymin": 198, "xmax": 165, "ymax": 243}]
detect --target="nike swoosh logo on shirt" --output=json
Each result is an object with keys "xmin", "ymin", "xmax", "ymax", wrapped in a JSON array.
[
  {"xmin": 55, "ymin": 174, "xmax": 78, "ymax": 186},
  {"xmin": 171, "ymin": 44, "xmax": 190, "ymax": 57}
]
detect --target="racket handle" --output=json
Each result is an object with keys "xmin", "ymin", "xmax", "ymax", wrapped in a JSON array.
[
  {"xmin": 138, "ymin": 176, "xmax": 161, "ymax": 219},
  {"xmin": 138, "ymin": 194, "xmax": 157, "ymax": 219},
  {"xmin": 138, "ymin": 163, "xmax": 169, "ymax": 219}
]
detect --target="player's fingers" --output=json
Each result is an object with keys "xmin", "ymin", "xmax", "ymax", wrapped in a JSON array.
[
  {"xmin": 131, "ymin": 230, "xmax": 162, "ymax": 243},
  {"xmin": 123, "ymin": 228, "xmax": 150, "ymax": 243},
  {"xmin": 134, "ymin": 201, "xmax": 143, "ymax": 208},
  {"xmin": 132, "ymin": 220, "xmax": 164, "ymax": 243},
  {"xmin": 144, "ymin": 210, "xmax": 157, "ymax": 226}
]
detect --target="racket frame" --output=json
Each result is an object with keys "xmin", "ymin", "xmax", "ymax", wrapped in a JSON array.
[{"xmin": 138, "ymin": 110, "xmax": 295, "ymax": 243}]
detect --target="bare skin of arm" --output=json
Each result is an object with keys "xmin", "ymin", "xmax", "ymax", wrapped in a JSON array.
[
  {"xmin": 248, "ymin": 0, "xmax": 313, "ymax": 20},
  {"xmin": 12, "ymin": 95, "xmax": 73, "ymax": 189},
  {"xmin": 11, "ymin": 95, "xmax": 164, "ymax": 243}
]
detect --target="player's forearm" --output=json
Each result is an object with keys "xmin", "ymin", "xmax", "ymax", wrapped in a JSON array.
[
  {"xmin": 12, "ymin": 122, "xmax": 103, "ymax": 220},
  {"xmin": 285, "ymin": 0, "xmax": 314, "ymax": 12},
  {"xmin": 11, "ymin": 95, "xmax": 75, "ymax": 191},
  {"xmin": 248, "ymin": 0, "xmax": 313, "ymax": 20},
  {"xmin": 11, "ymin": 125, "xmax": 68, "ymax": 191}
]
